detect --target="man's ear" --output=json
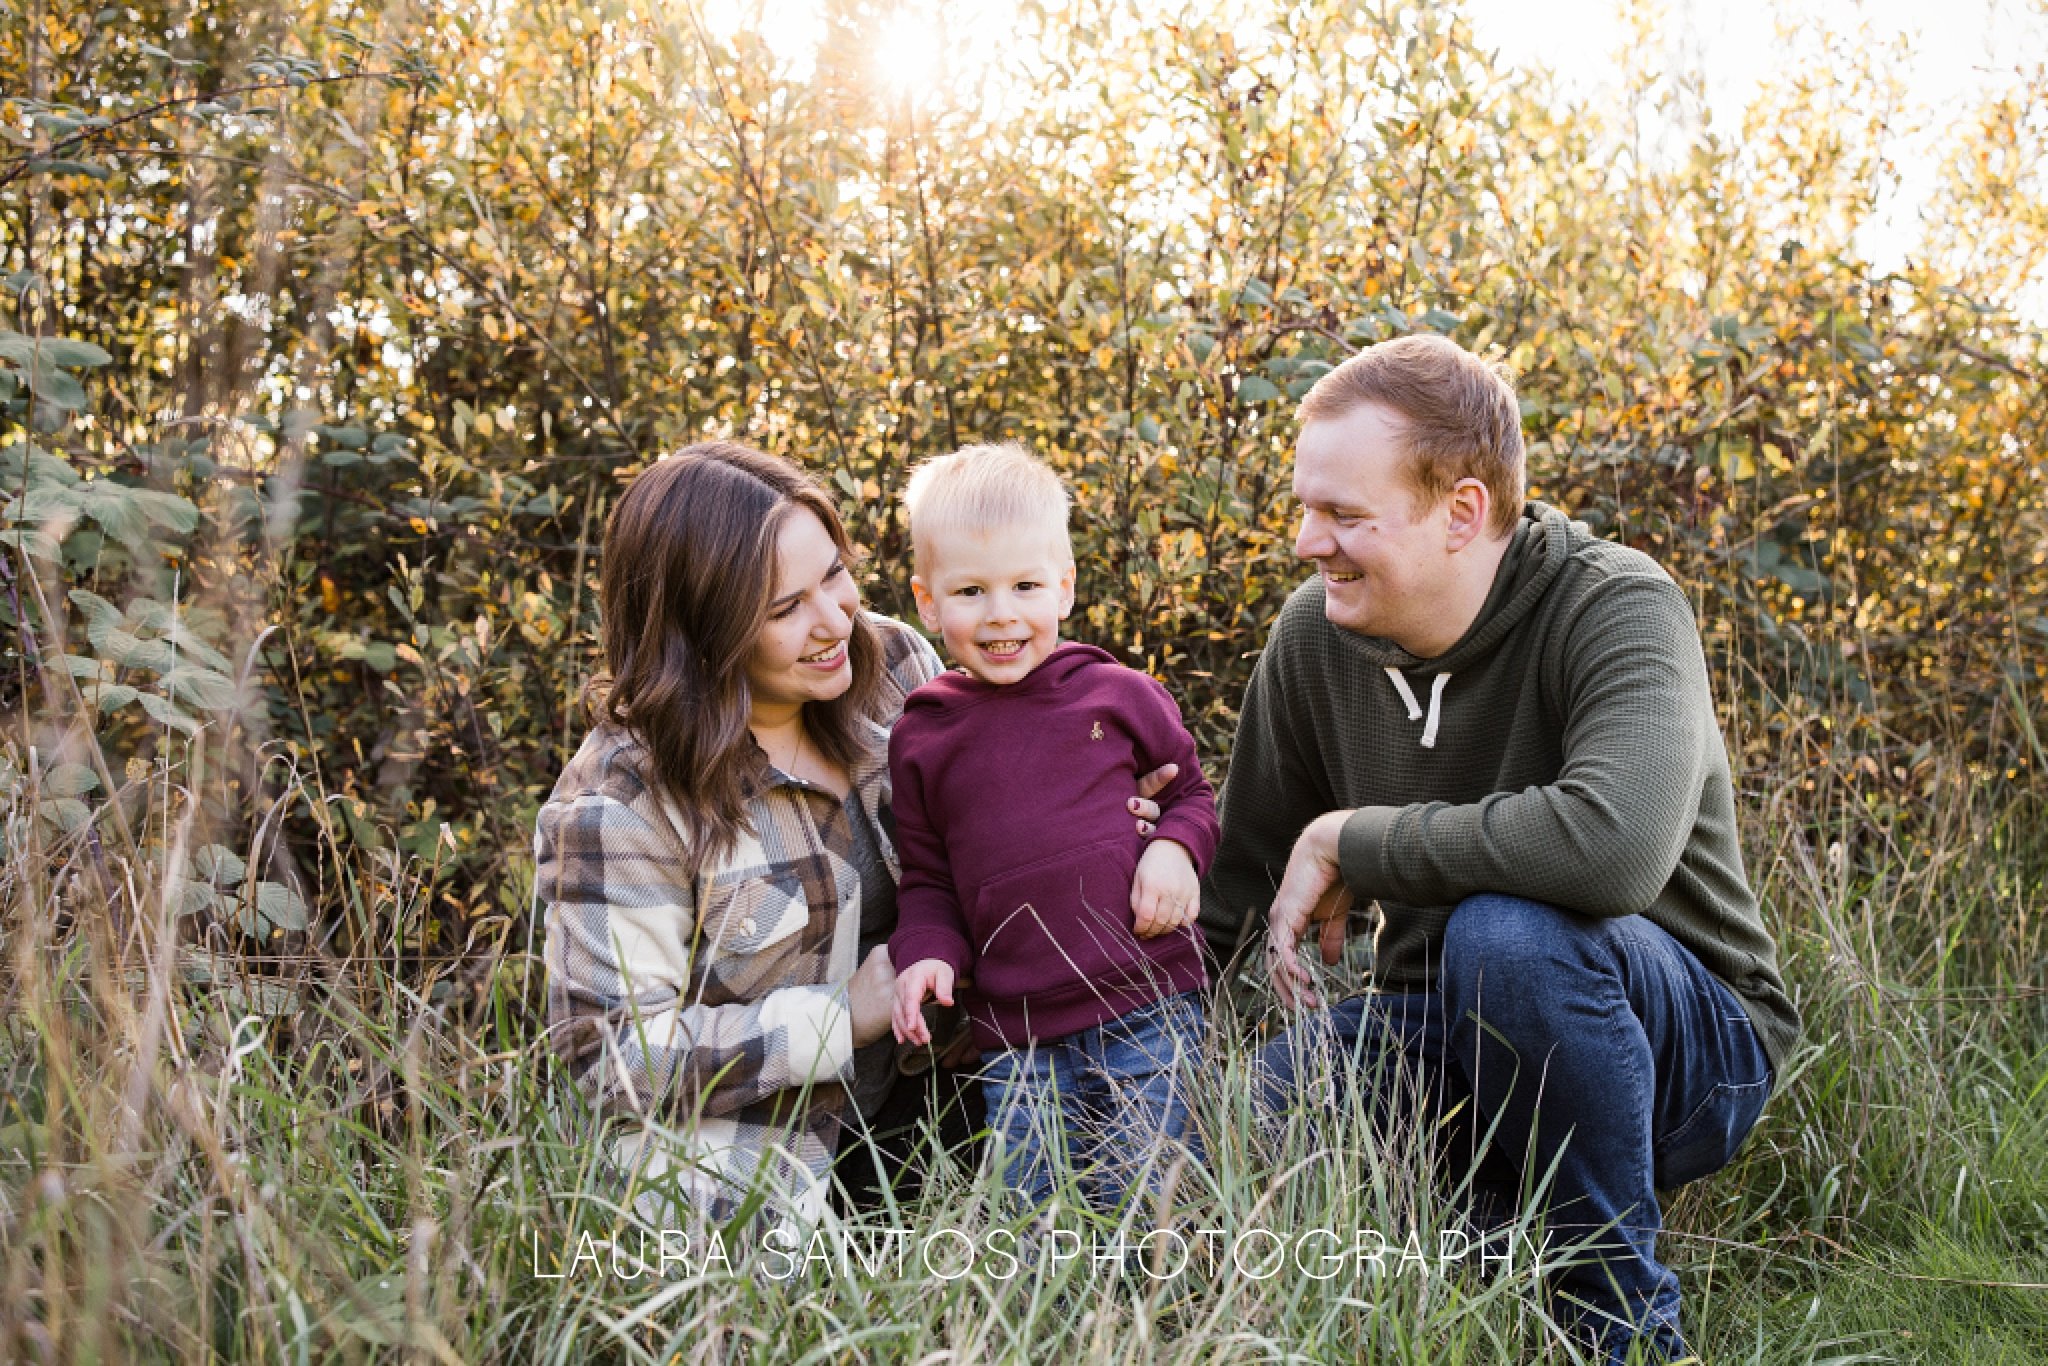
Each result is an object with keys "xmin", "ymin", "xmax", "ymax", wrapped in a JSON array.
[
  {"xmin": 911, "ymin": 575, "xmax": 941, "ymax": 632},
  {"xmin": 1444, "ymin": 477, "xmax": 1491, "ymax": 553},
  {"xmin": 1058, "ymin": 561, "xmax": 1077, "ymax": 619}
]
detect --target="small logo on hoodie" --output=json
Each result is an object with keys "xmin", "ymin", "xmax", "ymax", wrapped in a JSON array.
[{"xmin": 1091, "ymin": 721, "xmax": 1103, "ymax": 741}]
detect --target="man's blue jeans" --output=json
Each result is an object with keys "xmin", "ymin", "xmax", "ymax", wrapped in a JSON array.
[
  {"xmin": 1256, "ymin": 895, "xmax": 1774, "ymax": 1362},
  {"xmin": 981, "ymin": 989, "xmax": 1208, "ymax": 1216}
]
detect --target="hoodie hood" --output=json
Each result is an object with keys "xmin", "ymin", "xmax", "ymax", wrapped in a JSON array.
[
  {"xmin": 1320, "ymin": 502, "xmax": 1584, "ymax": 748},
  {"xmin": 904, "ymin": 640, "xmax": 1119, "ymax": 713}
]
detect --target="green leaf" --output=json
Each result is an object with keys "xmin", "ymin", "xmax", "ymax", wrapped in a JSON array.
[
  {"xmin": 90, "ymin": 683, "xmax": 140, "ymax": 714},
  {"xmin": 10, "ymin": 448, "xmax": 79, "ymax": 489},
  {"xmin": 38, "ymin": 798, "xmax": 91, "ymax": 833},
  {"xmin": 26, "ymin": 335, "xmax": 114, "ymax": 368},
  {"xmin": 27, "ymin": 363, "xmax": 86, "ymax": 410},
  {"xmin": 219, "ymin": 979, "xmax": 300, "ymax": 1016},
  {"xmin": 162, "ymin": 664, "xmax": 238, "ymax": 711},
  {"xmin": 123, "ymin": 602, "xmax": 233, "ymax": 671},
  {"xmin": 127, "ymin": 486, "xmax": 201, "ymax": 534},
  {"xmin": 79, "ymin": 481, "xmax": 150, "ymax": 548},
  {"xmin": 0, "ymin": 527, "xmax": 62, "ymax": 558},
  {"xmin": 137, "ymin": 691, "xmax": 200, "ymax": 736},
  {"xmin": 44, "ymin": 762, "xmax": 100, "ymax": 797},
  {"xmin": 321, "ymin": 449, "xmax": 365, "ymax": 467},
  {"xmin": 3, "ymin": 487, "xmax": 84, "ymax": 525},
  {"xmin": 67, "ymin": 587, "xmax": 124, "ymax": 633},
  {"xmin": 326, "ymin": 1269, "xmax": 408, "ymax": 1346},
  {"xmin": 27, "ymin": 159, "xmax": 111, "ymax": 180},
  {"xmin": 315, "ymin": 424, "xmax": 367, "ymax": 448},
  {"xmin": 173, "ymin": 877, "xmax": 220, "ymax": 915},
  {"xmin": 335, "ymin": 797, "xmax": 384, "ymax": 850},
  {"xmin": 57, "ymin": 652, "xmax": 108, "ymax": 680},
  {"xmin": 194, "ymin": 844, "xmax": 248, "ymax": 888},
  {"xmin": 101, "ymin": 628, "xmax": 180, "ymax": 674},
  {"xmin": 239, "ymin": 881, "xmax": 309, "ymax": 935},
  {"xmin": 1235, "ymin": 376, "xmax": 1281, "ymax": 404}
]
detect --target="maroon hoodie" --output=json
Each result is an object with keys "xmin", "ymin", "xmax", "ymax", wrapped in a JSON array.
[{"xmin": 888, "ymin": 642, "xmax": 1217, "ymax": 1049}]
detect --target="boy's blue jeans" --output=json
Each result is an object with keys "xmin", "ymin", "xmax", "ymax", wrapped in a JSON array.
[
  {"xmin": 1256, "ymin": 895, "xmax": 1774, "ymax": 1364},
  {"xmin": 981, "ymin": 989, "xmax": 1207, "ymax": 1216}
]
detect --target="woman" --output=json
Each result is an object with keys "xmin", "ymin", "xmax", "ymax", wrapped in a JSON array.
[{"xmin": 536, "ymin": 442, "xmax": 1168, "ymax": 1228}]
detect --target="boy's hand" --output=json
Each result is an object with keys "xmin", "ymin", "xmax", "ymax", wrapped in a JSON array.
[
  {"xmin": 1131, "ymin": 838, "xmax": 1200, "ymax": 938},
  {"xmin": 892, "ymin": 958, "xmax": 956, "ymax": 1045}
]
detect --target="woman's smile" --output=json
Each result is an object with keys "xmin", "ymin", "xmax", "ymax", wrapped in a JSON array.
[{"xmin": 799, "ymin": 639, "xmax": 848, "ymax": 670}]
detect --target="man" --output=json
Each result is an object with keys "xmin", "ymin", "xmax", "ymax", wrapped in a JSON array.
[{"xmin": 1200, "ymin": 333, "xmax": 1799, "ymax": 1363}]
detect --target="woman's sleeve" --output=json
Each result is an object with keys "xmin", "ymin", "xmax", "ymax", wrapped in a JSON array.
[
  {"xmin": 870, "ymin": 612, "xmax": 944, "ymax": 715},
  {"xmin": 537, "ymin": 789, "xmax": 856, "ymax": 1121}
]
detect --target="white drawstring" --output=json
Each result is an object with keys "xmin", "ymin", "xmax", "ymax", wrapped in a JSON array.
[
  {"xmin": 1420, "ymin": 672, "xmax": 1449, "ymax": 749},
  {"xmin": 1384, "ymin": 667, "xmax": 1423, "ymax": 720},
  {"xmin": 1383, "ymin": 667, "xmax": 1452, "ymax": 749}
]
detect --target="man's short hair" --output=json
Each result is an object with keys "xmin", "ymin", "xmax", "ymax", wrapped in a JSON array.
[
  {"xmin": 1298, "ymin": 333, "xmax": 1527, "ymax": 538},
  {"xmin": 902, "ymin": 441, "xmax": 1074, "ymax": 577}
]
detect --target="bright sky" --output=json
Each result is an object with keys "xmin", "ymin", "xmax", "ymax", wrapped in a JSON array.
[
  {"xmin": 1464, "ymin": 0, "xmax": 2044, "ymax": 275},
  {"xmin": 700, "ymin": 0, "xmax": 2044, "ymax": 285}
]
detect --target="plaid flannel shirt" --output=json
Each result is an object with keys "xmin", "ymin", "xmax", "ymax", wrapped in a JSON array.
[{"xmin": 537, "ymin": 614, "xmax": 942, "ymax": 1228}]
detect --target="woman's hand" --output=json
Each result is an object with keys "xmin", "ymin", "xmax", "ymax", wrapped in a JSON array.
[
  {"xmin": 847, "ymin": 945, "xmax": 898, "ymax": 1047},
  {"xmin": 1128, "ymin": 762, "xmax": 1179, "ymax": 835}
]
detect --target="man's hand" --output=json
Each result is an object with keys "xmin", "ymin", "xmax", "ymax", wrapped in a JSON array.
[
  {"xmin": 1131, "ymin": 838, "xmax": 1200, "ymax": 938},
  {"xmin": 891, "ymin": 957, "xmax": 956, "ymax": 1046},
  {"xmin": 1267, "ymin": 810, "xmax": 1356, "ymax": 1009},
  {"xmin": 847, "ymin": 945, "xmax": 898, "ymax": 1047},
  {"xmin": 1128, "ymin": 762, "xmax": 1178, "ymax": 836}
]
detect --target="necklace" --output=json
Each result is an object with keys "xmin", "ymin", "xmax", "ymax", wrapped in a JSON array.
[{"xmin": 764, "ymin": 722, "xmax": 807, "ymax": 780}]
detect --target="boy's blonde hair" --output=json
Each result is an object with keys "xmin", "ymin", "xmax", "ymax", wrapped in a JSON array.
[{"xmin": 902, "ymin": 441, "xmax": 1073, "ymax": 576}]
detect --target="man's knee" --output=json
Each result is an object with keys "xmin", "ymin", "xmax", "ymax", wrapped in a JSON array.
[{"xmin": 1443, "ymin": 894, "xmax": 1594, "ymax": 997}]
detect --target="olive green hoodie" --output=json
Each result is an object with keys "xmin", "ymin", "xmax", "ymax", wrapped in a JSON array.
[{"xmin": 1201, "ymin": 502, "xmax": 1800, "ymax": 1076}]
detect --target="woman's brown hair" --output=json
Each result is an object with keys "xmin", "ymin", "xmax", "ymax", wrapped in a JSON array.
[{"xmin": 588, "ymin": 441, "xmax": 883, "ymax": 856}]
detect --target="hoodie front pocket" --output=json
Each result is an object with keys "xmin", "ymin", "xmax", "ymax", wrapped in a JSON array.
[{"xmin": 970, "ymin": 837, "xmax": 1140, "ymax": 1003}]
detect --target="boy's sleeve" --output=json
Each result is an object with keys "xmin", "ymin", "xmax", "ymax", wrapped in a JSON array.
[
  {"xmin": 538, "ymin": 788, "xmax": 857, "ymax": 1121},
  {"xmin": 1128, "ymin": 673, "xmax": 1222, "ymax": 876},
  {"xmin": 885, "ymin": 729, "xmax": 976, "ymax": 977}
]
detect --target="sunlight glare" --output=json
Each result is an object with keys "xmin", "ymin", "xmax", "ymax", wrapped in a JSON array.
[
  {"xmin": 698, "ymin": 0, "xmax": 829, "ymax": 80},
  {"xmin": 873, "ymin": 7, "xmax": 950, "ymax": 100}
]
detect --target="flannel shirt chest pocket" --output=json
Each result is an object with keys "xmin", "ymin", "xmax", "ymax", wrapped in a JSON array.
[{"xmin": 696, "ymin": 869, "xmax": 815, "ymax": 999}]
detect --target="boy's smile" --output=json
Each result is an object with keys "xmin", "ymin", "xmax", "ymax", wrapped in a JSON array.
[{"xmin": 911, "ymin": 524, "xmax": 1076, "ymax": 686}]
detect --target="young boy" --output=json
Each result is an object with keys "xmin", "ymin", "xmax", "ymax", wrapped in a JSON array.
[{"xmin": 887, "ymin": 442, "xmax": 1218, "ymax": 1216}]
